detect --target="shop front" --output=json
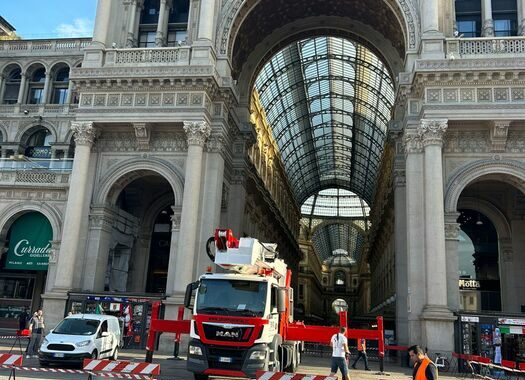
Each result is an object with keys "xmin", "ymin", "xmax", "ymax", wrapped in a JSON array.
[
  {"xmin": 0, "ymin": 212, "xmax": 51, "ymax": 329},
  {"xmin": 66, "ymin": 292, "xmax": 165, "ymax": 349},
  {"xmin": 458, "ymin": 313, "xmax": 525, "ymax": 364}
]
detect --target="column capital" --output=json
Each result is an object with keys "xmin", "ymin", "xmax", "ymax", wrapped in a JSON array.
[
  {"xmin": 183, "ymin": 120, "xmax": 211, "ymax": 147},
  {"xmin": 403, "ymin": 130, "xmax": 423, "ymax": 154},
  {"xmin": 205, "ymin": 133, "xmax": 226, "ymax": 153},
  {"xmin": 170, "ymin": 206, "xmax": 181, "ymax": 231},
  {"xmin": 444, "ymin": 222, "xmax": 461, "ymax": 240},
  {"xmin": 418, "ymin": 119, "xmax": 448, "ymax": 147},
  {"xmin": 71, "ymin": 121, "xmax": 98, "ymax": 146}
]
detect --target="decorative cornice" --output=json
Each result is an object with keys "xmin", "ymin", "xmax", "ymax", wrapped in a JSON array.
[
  {"xmin": 133, "ymin": 122, "xmax": 151, "ymax": 151},
  {"xmin": 418, "ymin": 119, "xmax": 448, "ymax": 147},
  {"xmin": 71, "ymin": 121, "xmax": 97, "ymax": 146},
  {"xmin": 183, "ymin": 120, "xmax": 211, "ymax": 147}
]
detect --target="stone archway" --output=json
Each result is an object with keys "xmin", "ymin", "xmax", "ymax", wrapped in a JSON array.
[
  {"xmin": 444, "ymin": 159, "xmax": 525, "ymax": 213},
  {"xmin": 216, "ymin": 0, "xmax": 418, "ymax": 61}
]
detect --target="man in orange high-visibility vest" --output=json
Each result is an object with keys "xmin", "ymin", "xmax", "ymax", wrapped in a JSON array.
[
  {"xmin": 351, "ymin": 338, "xmax": 371, "ymax": 370},
  {"xmin": 408, "ymin": 345, "xmax": 437, "ymax": 380}
]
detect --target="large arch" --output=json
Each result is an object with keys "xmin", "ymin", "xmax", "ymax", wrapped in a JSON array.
[
  {"xmin": 94, "ymin": 157, "xmax": 185, "ymax": 206},
  {"xmin": 457, "ymin": 197, "xmax": 512, "ymax": 242},
  {"xmin": 0, "ymin": 201, "xmax": 63, "ymax": 241},
  {"xmin": 217, "ymin": 0, "xmax": 419, "ymax": 64},
  {"xmin": 15, "ymin": 119, "xmax": 59, "ymax": 143},
  {"xmin": 445, "ymin": 159, "xmax": 525, "ymax": 213}
]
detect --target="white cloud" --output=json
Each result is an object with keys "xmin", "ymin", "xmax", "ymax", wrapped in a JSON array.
[{"xmin": 54, "ymin": 18, "xmax": 93, "ymax": 38}]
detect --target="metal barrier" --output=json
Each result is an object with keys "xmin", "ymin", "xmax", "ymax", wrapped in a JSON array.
[{"xmin": 256, "ymin": 370, "xmax": 337, "ymax": 380}]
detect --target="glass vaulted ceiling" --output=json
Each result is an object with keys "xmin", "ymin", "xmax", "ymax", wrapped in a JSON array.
[
  {"xmin": 254, "ymin": 36, "xmax": 394, "ymax": 206},
  {"xmin": 254, "ymin": 36, "xmax": 394, "ymax": 261}
]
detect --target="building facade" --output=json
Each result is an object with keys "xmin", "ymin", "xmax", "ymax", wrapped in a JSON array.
[{"xmin": 0, "ymin": 0, "xmax": 525, "ymax": 359}]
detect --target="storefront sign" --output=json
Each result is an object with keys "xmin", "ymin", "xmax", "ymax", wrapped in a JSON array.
[
  {"xmin": 5, "ymin": 212, "xmax": 52, "ymax": 270},
  {"xmin": 109, "ymin": 303, "xmax": 120, "ymax": 312},
  {"xmin": 461, "ymin": 315, "xmax": 480, "ymax": 323},
  {"xmin": 459, "ymin": 279, "xmax": 481, "ymax": 289},
  {"xmin": 498, "ymin": 318, "xmax": 525, "ymax": 326}
]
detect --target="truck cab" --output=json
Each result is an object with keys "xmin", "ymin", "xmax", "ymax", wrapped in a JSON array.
[{"xmin": 186, "ymin": 229, "xmax": 294, "ymax": 379}]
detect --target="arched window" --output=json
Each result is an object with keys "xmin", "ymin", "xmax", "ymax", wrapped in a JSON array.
[
  {"xmin": 24, "ymin": 128, "xmax": 54, "ymax": 158},
  {"xmin": 334, "ymin": 270, "xmax": 346, "ymax": 286},
  {"xmin": 51, "ymin": 67, "xmax": 69, "ymax": 104},
  {"xmin": 27, "ymin": 68, "xmax": 46, "ymax": 104},
  {"xmin": 3, "ymin": 67, "xmax": 21, "ymax": 104}
]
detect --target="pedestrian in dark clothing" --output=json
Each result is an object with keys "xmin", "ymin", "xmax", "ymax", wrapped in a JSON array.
[
  {"xmin": 408, "ymin": 345, "xmax": 437, "ymax": 380},
  {"xmin": 351, "ymin": 338, "xmax": 371, "ymax": 370}
]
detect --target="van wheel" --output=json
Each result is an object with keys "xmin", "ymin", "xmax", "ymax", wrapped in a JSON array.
[
  {"xmin": 91, "ymin": 350, "xmax": 98, "ymax": 359},
  {"xmin": 111, "ymin": 347, "xmax": 119, "ymax": 360}
]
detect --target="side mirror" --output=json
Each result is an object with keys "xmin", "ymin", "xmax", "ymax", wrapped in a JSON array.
[
  {"xmin": 277, "ymin": 288, "xmax": 287, "ymax": 313},
  {"xmin": 101, "ymin": 331, "xmax": 110, "ymax": 337},
  {"xmin": 184, "ymin": 281, "xmax": 199, "ymax": 309}
]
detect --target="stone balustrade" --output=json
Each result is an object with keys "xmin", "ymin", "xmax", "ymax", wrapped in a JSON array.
[
  {"xmin": 104, "ymin": 46, "xmax": 191, "ymax": 66},
  {"xmin": 0, "ymin": 104, "xmax": 77, "ymax": 115},
  {"xmin": 0, "ymin": 38, "xmax": 91, "ymax": 56},
  {"xmin": 447, "ymin": 36, "xmax": 525, "ymax": 58}
]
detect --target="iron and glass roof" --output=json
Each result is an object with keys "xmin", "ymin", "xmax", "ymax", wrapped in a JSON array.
[
  {"xmin": 312, "ymin": 222, "xmax": 365, "ymax": 261},
  {"xmin": 301, "ymin": 188, "xmax": 370, "ymax": 219},
  {"xmin": 254, "ymin": 36, "xmax": 394, "ymax": 206}
]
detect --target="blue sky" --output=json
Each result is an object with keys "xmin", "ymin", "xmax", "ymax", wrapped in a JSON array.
[{"xmin": 1, "ymin": 0, "xmax": 98, "ymax": 39}]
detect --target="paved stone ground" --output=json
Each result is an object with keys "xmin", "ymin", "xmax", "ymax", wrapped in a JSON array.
[{"xmin": 0, "ymin": 341, "xmax": 469, "ymax": 380}]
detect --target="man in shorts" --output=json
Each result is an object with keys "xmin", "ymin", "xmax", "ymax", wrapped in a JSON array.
[{"xmin": 330, "ymin": 326, "xmax": 351, "ymax": 380}]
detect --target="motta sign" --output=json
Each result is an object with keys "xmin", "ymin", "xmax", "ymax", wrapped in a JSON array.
[
  {"xmin": 5, "ymin": 212, "xmax": 52, "ymax": 271},
  {"xmin": 459, "ymin": 279, "xmax": 481, "ymax": 289}
]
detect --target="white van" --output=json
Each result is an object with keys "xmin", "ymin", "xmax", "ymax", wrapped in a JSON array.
[{"xmin": 39, "ymin": 314, "xmax": 121, "ymax": 366}]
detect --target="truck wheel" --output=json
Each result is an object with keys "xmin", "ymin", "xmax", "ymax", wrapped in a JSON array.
[
  {"xmin": 194, "ymin": 374, "xmax": 209, "ymax": 380},
  {"xmin": 283, "ymin": 347, "xmax": 297, "ymax": 373}
]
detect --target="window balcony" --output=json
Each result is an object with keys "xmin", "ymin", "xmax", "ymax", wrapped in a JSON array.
[
  {"xmin": 446, "ymin": 36, "xmax": 525, "ymax": 59},
  {"xmin": 103, "ymin": 46, "xmax": 192, "ymax": 67}
]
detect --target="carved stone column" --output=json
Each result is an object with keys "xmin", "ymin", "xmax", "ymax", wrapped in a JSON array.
[
  {"xmin": 82, "ymin": 206, "xmax": 115, "ymax": 292},
  {"xmin": 171, "ymin": 121, "xmax": 211, "ymax": 299},
  {"xmin": 519, "ymin": 0, "xmax": 525, "ymax": 35},
  {"xmin": 422, "ymin": 0, "xmax": 440, "ymax": 34},
  {"xmin": 126, "ymin": 0, "xmax": 140, "ymax": 47},
  {"xmin": 482, "ymin": 0, "xmax": 494, "ymax": 36},
  {"xmin": 42, "ymin": 72, "xmax": 51, "ymax": 104},
  {"xmin": 165, "ymin": 207, "xmax": 181, "ymax": 295},
  {"xmin": 155, "ymin": 0, "xmax": 171, "ymax": 46},
  {"xmin": 92, "ymin": 0, "xmax": 112, "ymax": 47},
  {"xmin": 418, "ymin": 119, "xmax": 455, "ymax": 353},
  {"xmin": 403, "ymin": 129, "xmax": 425, "ymax": 345},
  {"xmin": 194, "ymin": 132, "xmax": 226, "ymax": 280},
  {"xmin": 445, "ymin": 212, "xmax": 461, "ymax": 312},
  {"xmin": 197, "ymin": 0, "xmax": 217, "ymax": 41},
  {"xmin": 53, "ymin": 121, "xmax": 97, "ymax": 291},
  {"xmin": 499, "ymin": 238, "xmax": 515, "ymax": 311},
  {"xmin": 17, "ymin": 72, "xmax": 27, "ymax": 104}
]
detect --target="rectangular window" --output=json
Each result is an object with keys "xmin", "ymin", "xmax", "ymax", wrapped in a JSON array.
[
  {"xmin": 28, "ymin": 88, "xmax": 43, "ymax": 104},
  {"xmin": 167, "ymin": 29, "xmax": 188, "ymax": 46},
  {"xmin": 0, "ymin": 277, "xmax": 35, "ymax": 299},
  {"xmin": 139, "ymin": 31, "xmax": 156, "ymax": 48},
  {"xmin": 3, "ymin": 84, "xmax": 19, "ymax": 104},
  {"xmin": 52, "ymin": 88, "xmax": 68, "ymax": 104},
  {"xmin": 455, "ymin": 0, "xmax": 482, "ymax": 37},
  {"xmin": 492, "ymin": 0, "xmax": 517, "ymax": 36}
]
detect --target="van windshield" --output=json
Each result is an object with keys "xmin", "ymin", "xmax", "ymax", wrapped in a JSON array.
[{"xmin": 53, "ymin": 319, "xmax": 100, "ymax": 335}]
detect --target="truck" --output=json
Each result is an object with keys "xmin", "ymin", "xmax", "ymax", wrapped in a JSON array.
[{"xmin": 145, "ymin": 228, "xmax": 386, "ymax": 379}]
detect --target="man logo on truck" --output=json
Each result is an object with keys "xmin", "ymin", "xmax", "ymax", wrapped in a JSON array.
[{"xmin": 216, "ymin": 330, "xmax": 240, "ymax": 339}]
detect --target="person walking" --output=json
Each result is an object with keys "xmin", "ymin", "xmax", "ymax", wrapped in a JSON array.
[
  {"xmin": 26, "ymin": 310, "xmax": 45, "ymax": 358},
  {"xmin": 329, "ymin": 327, "xmax": 351, "ymax": 380},
  {"xmin": 408, "ymin": 345, "xmax": 437, "ymax": 380},
  {"xmin": 351, "ymin": 338, "xmax": 371, "ymax": 370}
]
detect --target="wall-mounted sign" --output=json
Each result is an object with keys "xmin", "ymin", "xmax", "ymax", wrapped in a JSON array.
[
  {"xmin": 498, "ymin": 318, "xmax": 525, "ymax": 326},
  {"xmin": 5, "ymin": 212, "xmax": 52, "ymax": 271},
  {"xmin": 459, "ymin": 279, "xmax": 481, "ymax": 289},
  {"xmin": 461, "ymin": 315, "xmax": 480, "ymax": 323}
]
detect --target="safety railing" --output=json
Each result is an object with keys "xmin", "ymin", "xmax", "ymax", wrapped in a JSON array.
[{"xmin": 0, "ymin": 158, "xmax": 73, "ymax": 172}]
